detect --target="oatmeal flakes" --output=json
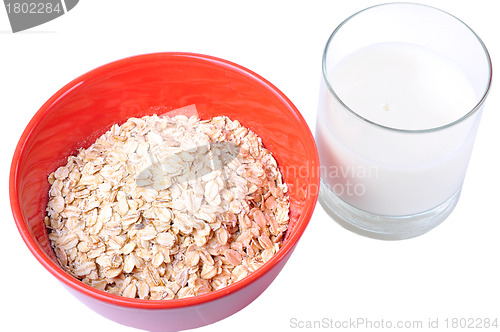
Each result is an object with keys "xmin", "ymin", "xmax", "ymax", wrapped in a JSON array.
[{"xmin": 45, "ymin": 114, "xmax": 289, "ymax": 299}]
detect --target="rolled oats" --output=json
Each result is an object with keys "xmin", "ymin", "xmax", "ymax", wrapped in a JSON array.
[{"xmin": 45, "ymin": 114, "xmax": 289, "ymax": 299}]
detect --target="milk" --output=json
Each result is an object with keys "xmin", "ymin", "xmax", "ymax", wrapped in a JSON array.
[{"xmin": 317, "ymin": 42, "xmax": 482, "ymax": 216}]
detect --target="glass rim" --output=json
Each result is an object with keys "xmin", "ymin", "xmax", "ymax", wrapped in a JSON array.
[{"xmin": 322, "ymin": 2, "xmax": 493, "ymax": 134}]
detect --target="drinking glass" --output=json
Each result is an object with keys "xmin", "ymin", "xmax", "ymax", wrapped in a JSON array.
[{"xmin": 316, "ymin": 3, "xmax": 492, "ymax": 240}]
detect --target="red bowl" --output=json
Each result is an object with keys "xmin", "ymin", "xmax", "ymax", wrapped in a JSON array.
[{"xmin": 9, "ymin": 52, "xmax": 319, "ymax": 331}]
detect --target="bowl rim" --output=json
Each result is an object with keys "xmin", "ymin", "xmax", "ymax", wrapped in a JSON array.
[{"xmin": 9, "ymin": 52, "xmax": 320, "ymax": 309}]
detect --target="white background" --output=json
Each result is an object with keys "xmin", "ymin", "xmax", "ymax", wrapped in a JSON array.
[{"xmin": 1, "ymin": 1, "xmax": 499, "ymax": 331}]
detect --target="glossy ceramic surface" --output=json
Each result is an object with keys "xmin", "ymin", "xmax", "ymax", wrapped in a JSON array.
[{"xmin": 10, "ymin": 53, "xmax": 319, "ymax": 331}]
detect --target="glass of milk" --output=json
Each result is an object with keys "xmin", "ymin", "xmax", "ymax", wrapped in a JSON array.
[{"xmin": 316, "ymin": 3, "xmax": 492, "ymax": 240}]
